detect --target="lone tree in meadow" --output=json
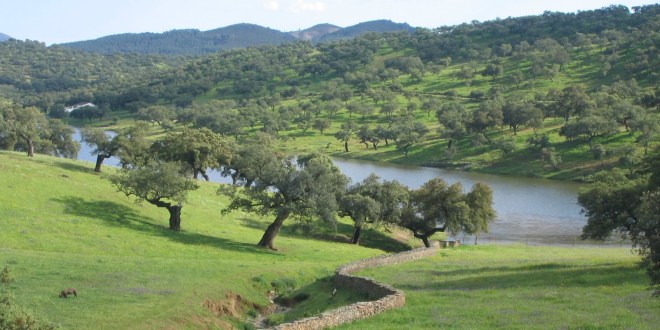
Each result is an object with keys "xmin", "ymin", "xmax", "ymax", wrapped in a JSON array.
[
  {"xmin": 109, "ymin": 161, "xmax": 199, "ymax": 231},
  {"xmin": 401, "ymin": 178, "xmax": 496, "ymax": 247},
  {"xmin": 221, "ymin": 152, "xmax": 348, "ymax": 250}
]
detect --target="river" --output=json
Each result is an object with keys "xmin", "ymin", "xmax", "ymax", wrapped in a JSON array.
[{"xmin": 73, "ymin": 129, "xmax": 610, "ymax": 246}]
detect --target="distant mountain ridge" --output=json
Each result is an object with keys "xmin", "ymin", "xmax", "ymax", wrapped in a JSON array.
[
  {"xmin": 318, "ymin": 20, "xmax": 414, "ymax": 43},
  {"xmin": 0, "ymin": 33, "xmax": 12, "ymax": 42},
  {"xmin": 289, "ymin": 24, "xmax": 342, "ymax": 42},
  {"xmin": 60, "ymin": 23, "xmax": 297, "ymax": 56},
  {"xmin": 59, "ymin": 20, "xmax": 414, "ymax": 55}
]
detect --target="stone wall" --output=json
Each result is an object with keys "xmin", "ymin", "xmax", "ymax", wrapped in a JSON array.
[{"xmin": 270, "ymin": 245, "xmax": 438, "ymax": 330}]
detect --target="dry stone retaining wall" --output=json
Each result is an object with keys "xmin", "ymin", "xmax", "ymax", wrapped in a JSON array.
[{"xmin": 270, "ymin": 245, "xmax": 439, "ymax": 330}]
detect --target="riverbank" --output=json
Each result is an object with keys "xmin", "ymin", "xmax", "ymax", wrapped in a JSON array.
[
  {"xmin": 67, "ymin": 115, "xmax": 631, "ymax": 183},
  {"xmin": 72, "ymin": 126, "xmax": 590, "ymax": 247}
]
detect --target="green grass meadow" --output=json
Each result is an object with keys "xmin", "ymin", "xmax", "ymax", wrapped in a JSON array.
[
  {"xmin": 1, "ymin": 151, "xmax": 658, "ymax": 329},
  {"xmin": 0, "ymin": 151, "xmax": 387, "ymax": 329},
  {"xmin": 337, "ymin": 245, "xmax": 660, "ymax": 330}
]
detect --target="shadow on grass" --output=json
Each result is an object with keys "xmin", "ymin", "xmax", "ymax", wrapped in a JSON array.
[
  {"xmin": 29, "ymin": 157, "xmax": 94, "ymax": 174},
  {"xmin": 238, "ymin": 216, "xmax": 411, "ymax": 253},
  {"xmin": 52, "ymin": 161, "xmax": 95, "ymax": 174},
  {"xmin": 52, "ymin": 196, "xmax": 276, "ymax": 255},
  {"xmin": 399, "ymin": 263, "xmax": 645, "ymax": 292}
]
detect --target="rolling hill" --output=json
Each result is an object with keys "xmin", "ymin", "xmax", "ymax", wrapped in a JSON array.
[
  {"xmin": 288, "ymin": 23, "xmax": 342, "ymax": 42},
  {"xmin": 60, "ymin": 23, "xmax": 297, "ymax": 55},
  {"xmin": 317, "ymin": 20, "xmax": 414, "ymax": 43},
  {"xmin": 58, "ymin": 20, "xmax": 414, "ymax": 55}
]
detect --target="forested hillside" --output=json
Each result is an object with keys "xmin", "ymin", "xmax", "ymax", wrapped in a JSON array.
[
  {"xmin": 0, "ymin": 33, "xmax": 11, "ymax": 42},
  {"xmin": 1, "ymin": 4, "xmax": 659, "ymax": 180}
]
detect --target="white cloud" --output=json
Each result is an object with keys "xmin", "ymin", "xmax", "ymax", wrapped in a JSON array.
[
  {"xmin": 264, "ymin": 0, "xmax": 280, "ymax": 11},
  {"xmin": 291, "ymin": 0, "xmax": 327, "ymax": 13}
]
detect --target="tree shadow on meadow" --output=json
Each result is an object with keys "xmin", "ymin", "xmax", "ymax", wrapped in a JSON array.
[
  {"xmin": 53, "ymin": 161, "xmax": 96, "ymax": 174},
  {"xmin": 30, "ymin": 157, "xmax": 94, "ymax": 174},
  {"xmin": 52, "ymin": 196, "xmax": 276, "ymax": 255},
  {"xmin": 397, "ymin": 263, "xmax": 646, "ymax": 292},
  {"xmin": 237, "ymin": 217, "xmax": 411, "ymax": 253}
]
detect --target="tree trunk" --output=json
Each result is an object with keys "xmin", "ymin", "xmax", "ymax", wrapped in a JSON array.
[
  {"xmin": 94, "ymin": 154, "xmax": 109, "ymax": 173},
  {"xmin": 149, "ymin": 199, "xmax": 183, "ymax": 231},
  {"xmin": 199, "ymin": 169, "xmax": 210, "ymax": 182},
  {"xmin": 167, "ymin": 204, "xmax": 183, "ymax": 231},
  {"xmin": 25, "ymin": 138, "xmax": 34, "ymax": 157},
  {"xmin": 483, "ymin": 131, "xmax": 492, "ymax": 144},
  {"xmin": 412, "ymin": 227, "xmax": 444, "ymax": 248},
  {"xmin": 351, "ymin": 225, "xmax": 362, "ymax": 244},
  {"xmin": 420, "ymin": 235, "xmax": 431, "ymax": 248},
  {"xmin": 344, "ymin": 140, "xmax": 349, "ymax": 152},
  {"xmin": 257, "ymin": 210, "xmax": 290, "ymax": 250}
]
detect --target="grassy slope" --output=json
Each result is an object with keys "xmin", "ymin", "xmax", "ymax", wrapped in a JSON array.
[
  {"xmin": 337, "ymin": 245, "xmax": 660, "ymax": 330},
  {"xmin": 2, "ymin": 152, "xmax": 657, "ymax": 329},
  {"xmin": 0, "ymin": 151, "xmax": 396, "ymax": 329}
]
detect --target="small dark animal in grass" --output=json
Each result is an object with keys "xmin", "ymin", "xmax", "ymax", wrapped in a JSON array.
[{"xmin": 59, "ymin": 288, "xmax": 78, "ymax": 298}]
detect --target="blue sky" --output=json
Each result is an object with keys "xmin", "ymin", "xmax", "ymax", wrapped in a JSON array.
[{"xmin": 1, "ymin": 0, "xmax": 653, "ymax": 45}]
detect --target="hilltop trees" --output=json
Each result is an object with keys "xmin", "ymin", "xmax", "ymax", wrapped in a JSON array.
[
  {"xmin": 436, "ymin": 102, "xmax": 468, "ymax": 149},
  {"xmin": 335, "ymin": 121, "xmax": 358, "ymax": 152},
  {"xmin": 392, "ymin": 117, "xmax": 429, "ymax": 157}
]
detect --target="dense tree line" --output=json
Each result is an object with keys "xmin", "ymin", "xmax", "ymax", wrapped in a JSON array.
[{"xmin": 77, "ymin": 122, "xmax": 498, "ymax": 249}]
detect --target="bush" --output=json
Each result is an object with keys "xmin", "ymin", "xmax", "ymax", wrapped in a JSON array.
[
  {"xmin": 1, "ymin": 266, "xmax": 14, "ymax": 284},
  {"xmin": 266, "ymin": 313, "xmax": 285, "ymax": 326},
  {"xmin": 0, "ymin": 290, "xmax": 59, "ymax": 330},
  {"xmin": 270, "ymin": 277, "xmax": 296, "ymax": 294}
]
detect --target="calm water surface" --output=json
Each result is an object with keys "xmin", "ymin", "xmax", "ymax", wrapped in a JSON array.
[{"xmin": 74, "ymin": 129, "xmax": 610, "ymax": 246}]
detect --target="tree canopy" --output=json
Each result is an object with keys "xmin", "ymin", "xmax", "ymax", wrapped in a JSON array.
[
  {"xmin": 222, "ymin": 152, "xmax": 348, "ymax": 250},
  {"xmin": 109, "ymin": 161, "xmax": 199, "ymax": 231},
  {"xmin": 401, "ymin": 178, "xmax": 496, "ymax": 247}
]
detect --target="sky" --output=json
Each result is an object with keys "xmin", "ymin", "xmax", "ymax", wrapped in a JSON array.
[{"xmin": 1, "ymin": 0, "xmax": 655, "ymax": 45}]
